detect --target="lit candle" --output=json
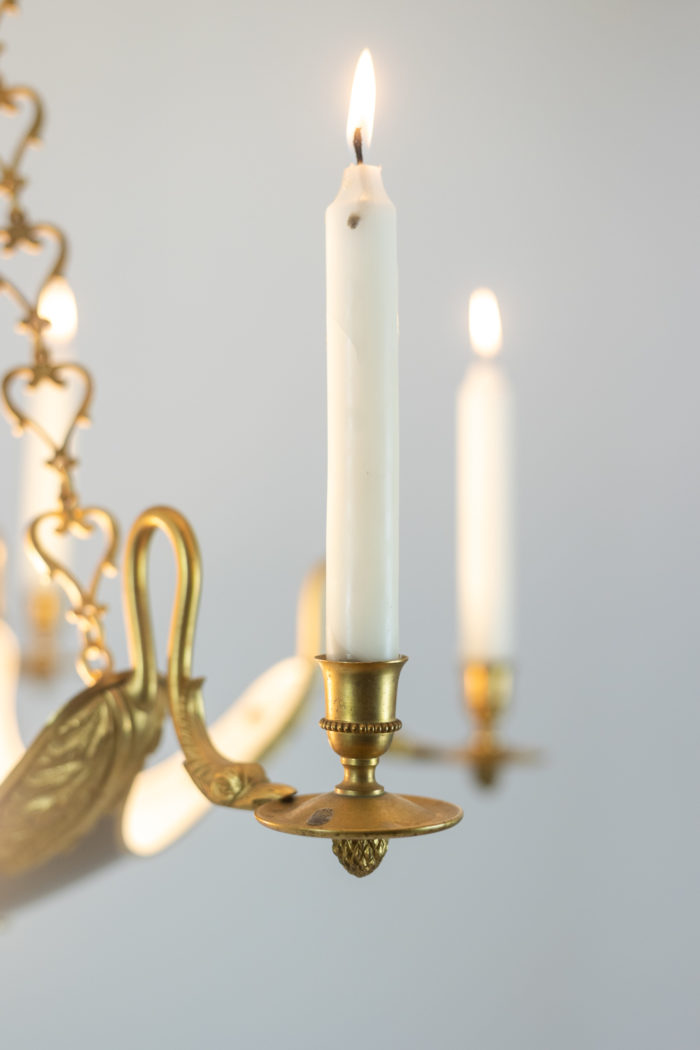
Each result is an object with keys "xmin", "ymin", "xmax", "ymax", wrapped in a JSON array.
[
  {"xmin": 19, "ymin": 275, "xmax": 79, "ymax": 588},
  {"xmin": 457, "ymin": 289, "xmax": 514, "ymax": 662},
  {"xmin": 325, "ymin": 50, "xmax": 399, "ymax": 661}
]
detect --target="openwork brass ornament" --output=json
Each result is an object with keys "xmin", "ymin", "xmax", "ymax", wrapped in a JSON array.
[
  {"xmin": 0, "ymin": 5, "xmax": 118, "ymax": 685},
  {"xmin": 392, "ymin": 662, "xmax": 540, "ymax": 788},
  {"xmin": 255, "ymin": 657, "xmax": 463, "ymax": 877}
]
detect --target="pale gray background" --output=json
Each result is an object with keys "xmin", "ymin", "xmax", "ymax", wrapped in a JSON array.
[{"xmin": 0, "ymin": 0, "xmax": 699, "ymax": 1047}]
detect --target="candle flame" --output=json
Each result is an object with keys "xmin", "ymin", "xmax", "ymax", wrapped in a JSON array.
[
  {"xmin": 346, "ymin": 49, "xmax": 375, "ymax": 156},
  {"xmin": 38, "ymin": 275, "xmax": 78, "ymax": 344},
  {"xmin": 468, "ymin": 288, "xmax": 503, "ymax": 357}
]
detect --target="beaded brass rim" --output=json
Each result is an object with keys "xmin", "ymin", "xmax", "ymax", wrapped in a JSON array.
[{"xmin": 319, "ymin": 717, "xmax": 402, "ymax": 734}]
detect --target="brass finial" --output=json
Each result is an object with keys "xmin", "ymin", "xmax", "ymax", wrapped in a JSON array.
[{"xmin": 333, "ymin": 837, "xmax": 388, "ymax": 877}]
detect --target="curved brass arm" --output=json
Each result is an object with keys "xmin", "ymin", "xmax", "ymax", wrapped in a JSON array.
[
  {"xmin": 123, "ymin": 506, "xmax": 297, "ymax": 810},
  {"xmin": 0, "ymin": 533, "xmax": 319, "ymax": 876}
]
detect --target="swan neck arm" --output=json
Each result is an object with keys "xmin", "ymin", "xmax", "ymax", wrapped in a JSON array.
[{"xmin": 123, "ymin": 506, "xmax": 200, "ymax": 705}]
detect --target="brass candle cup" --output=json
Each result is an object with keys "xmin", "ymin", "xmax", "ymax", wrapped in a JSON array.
[
  {"xmin": 255, "ymin": 656, "xmax": 463, "ymax": 878},
  {"xmin": 389, "ymin": 661, "xmax": 540, "ymax": 788},
  {"xmin": 462, "ymin": 661, "xmax": 536, "ymax": 787}
]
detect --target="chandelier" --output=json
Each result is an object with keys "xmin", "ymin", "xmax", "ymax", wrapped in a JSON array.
[{"xmin": 0, "ymin": 5, "xmax": 538, "ymax": 888}]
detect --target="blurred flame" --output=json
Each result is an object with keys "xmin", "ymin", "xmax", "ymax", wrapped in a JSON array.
[
  {"xmin": 468, "ymin": 288, "xmax": 503, "ymax": 357},
  {"xmin": 38, "ymin": 275, "xmax": 78, "ymax": 345}
]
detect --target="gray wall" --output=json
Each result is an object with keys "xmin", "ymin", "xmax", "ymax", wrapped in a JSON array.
[{"xmin": 1, "ymin": 1, "xmax": 699, "ymax": 1047}]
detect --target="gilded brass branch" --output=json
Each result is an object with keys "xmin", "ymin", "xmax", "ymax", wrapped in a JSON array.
[
  {"xmin": 0, "ymin": 527, "xmax": 324, "ymax": 877},
  {"xmin": 0, "ymin": 503, "xmax": 300, "ymax": 876},
  {"xmin": 123, "ymin": 507, "xmax": 297, "ymax": 810}
]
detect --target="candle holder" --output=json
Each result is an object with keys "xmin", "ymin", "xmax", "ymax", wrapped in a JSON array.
[
  {"xmin": 255, "ymin": 656, "xmax": 463, "ymax": 876},
  {"xmin": 461, "ymin": 662, "xmax": 539, "ymax": 785},
  {"xmin": 391, "ymin": 662, "xmax": 539, "ymax": 788},
  {"xmin": 0, "ymin": 506, "xmax": 460, "ymax": 882},
  {"xmin": 0, "ymin": 8, "xmax": 463, "ymax": 884}
]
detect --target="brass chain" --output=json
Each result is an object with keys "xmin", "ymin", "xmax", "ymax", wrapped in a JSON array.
[{"xmin": 0, "ymin": 1, "xmax": 118, "ymax": 684}]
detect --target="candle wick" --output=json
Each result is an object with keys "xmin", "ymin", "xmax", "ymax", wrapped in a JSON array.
[{"xmin": 353, "ymin": 127, "xmax": 364, "ymax": 165}]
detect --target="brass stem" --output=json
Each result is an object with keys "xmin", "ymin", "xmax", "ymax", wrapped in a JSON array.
[
  {"xmin": 336, "ymin": 756, "xmax": 382, "ymax": 797},
  {"xmin": 464, "ymin": 661, "xmax": 515, "ymax": 787}
]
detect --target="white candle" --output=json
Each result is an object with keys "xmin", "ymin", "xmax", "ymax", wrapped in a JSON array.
[
  {"xmin": 457, "ymin": 289, "xmax": 514, "ymax": 663},
  {"xmin": 325, "ymin": 50, "xmax": 399, "ymax": 661},
  {"xmin": 0, "ymin": 538, "xmax": 22, "ymax": 780},
  {"xmin": 19, "ymin": 275, "xmax": 78, "ymax": 588}
]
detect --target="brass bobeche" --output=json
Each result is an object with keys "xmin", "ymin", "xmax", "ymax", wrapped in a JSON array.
[
  {"xmin": 391, "ymin": 661, "xmax": 539, "ymax": 788},
  {"xmin": 255, "ymin": 657, "xmax": 463, "ymax": 877}
]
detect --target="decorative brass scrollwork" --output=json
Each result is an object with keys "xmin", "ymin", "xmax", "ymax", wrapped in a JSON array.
[
  {"xmin": 0, "ymin": 10, "xmax": 300, "ymax": 879},
  {"xmin": 0, "ymin": 505, "xmax": 298, "ymax": 877},
  {"xmin": 0, "ymin": 6, "xmax": 118, "ymax": 683}
]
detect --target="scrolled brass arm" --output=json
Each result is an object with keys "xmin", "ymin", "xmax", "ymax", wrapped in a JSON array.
[{"xmin": 123, "ymin": 507, "xmax": 297, "ymax": 811}]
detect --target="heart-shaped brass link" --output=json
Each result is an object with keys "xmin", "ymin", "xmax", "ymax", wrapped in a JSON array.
[
  {"xmin": 0, "ymin": 217, "xmax": 67, "ymax": 329},
  {"xmin": 0, "ymin": 9, "xmax": 124, "ymax": 692},
  {"xmin": 2, "ymin": 358, "xmax": 92, "ymax": 460},
  {"xmin": 0, "ymin": 74, "xmax": 69, "ymax": 341},
  {"xmin": 0, "ymin": 76, "xmax": 43, "ymax": 200},
  {"xmin": 29, "ymin": 505, "xmax": 120, "ymax": 685}
]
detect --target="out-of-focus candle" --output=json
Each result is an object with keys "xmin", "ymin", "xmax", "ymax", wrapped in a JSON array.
[
  {"xmin": 37, "ymin": 275, "xmax": 78, "ymax": 344},
  {"xmin": 0, "ymin": 617, "xmax": 21, "ymax": 781},
  {"xmin": 457, "ymin": 289, "xmax": 514, "ymax": 662},
  {"xmin": 325, "ymin": 50, "xmax": 399, "ymax": 661},
  {"xmin": 0, "ymin": 538, "xmax": 22, "ymax": 780},
  {"xmin": 19, "ymin": 275, "xmax": 79, "ymax": 588}
]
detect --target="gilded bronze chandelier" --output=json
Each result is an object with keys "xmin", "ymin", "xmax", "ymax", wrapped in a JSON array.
[{"xmin": 0, "ymin": 2, "xmax": 465, "ymax": 881}]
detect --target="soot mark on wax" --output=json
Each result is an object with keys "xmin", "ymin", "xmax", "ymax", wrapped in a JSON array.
[{"xmin": 347, "ymin": 213, "xmax": 361, "ymax": 229}]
